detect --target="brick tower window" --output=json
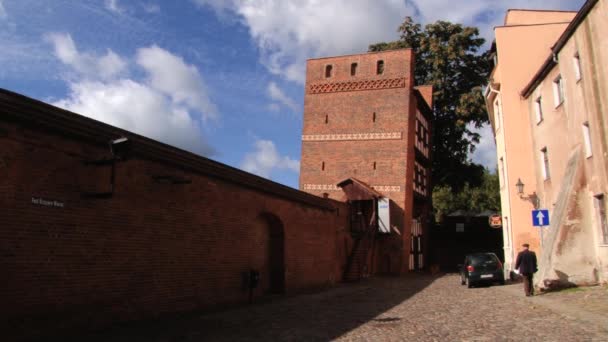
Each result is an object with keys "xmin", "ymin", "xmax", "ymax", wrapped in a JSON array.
[
  {"xmin": 373, "ymin": 112, "xmax": 376, "ymax": 122},
  {"xmin": 321, "ymin": 161, "xmax": 325, "ymax": 171},
  {"xmin": 325, "ymin": 114, "xmax": 328, "ymax": 124},
  {"xmin": 325, "ymin": 65, "xmax": 332, "ymax": 78},
  {"xmin": 373, "ymin": 162, "xmax": 377, "ymax": 170},
  {"xmin": 351, "ymin": 63, "xmax": 357, "ymax": 76},
  {"xmin": 377, "ymin": 60, "xmax": 384, "ymax": 75}
]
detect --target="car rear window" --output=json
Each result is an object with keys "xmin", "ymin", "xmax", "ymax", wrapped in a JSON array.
[{"xmin": 470, "ymin": 254, "xmax": 498, "ymax": 265}]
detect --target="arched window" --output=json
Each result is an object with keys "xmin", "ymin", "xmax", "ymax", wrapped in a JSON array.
[
  {"xmin": 376, "ymin": 60, "xmax": 384, "ymax": 75},
  {"xmin": 351, "ymin": 63, "xmax": 358, "ymax": 76},
  {"xmin": 325, "ymin": 65, "xmax": 332, "ymax": 78}
]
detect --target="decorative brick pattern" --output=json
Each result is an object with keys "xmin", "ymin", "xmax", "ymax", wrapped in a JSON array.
[
  {"xmin": 302, "ymin": 184, "xmax": 401, "ymax": 193},
  {"xmin": 302, "ymin": 184, "xmax": 341, "ymax": 191},
  {"xmin": 371, "ymin": 185, "xmax": 402, "ymax": 193},
  {"xmin": 308, "ymin": 77, "xmax": 407, "ymax": 94},
  {"xmin": 302, "ymin": 132, "xmax": 402, "ymax": 142}
]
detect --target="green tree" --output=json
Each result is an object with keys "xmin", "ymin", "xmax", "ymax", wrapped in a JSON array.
[
  {"xmin": 370, "ymin": 17, "xmax": 491, "ymax": 190},
  {"xmin": 432, "ymin": 169, "xmax": 500, "ymax": 221}
]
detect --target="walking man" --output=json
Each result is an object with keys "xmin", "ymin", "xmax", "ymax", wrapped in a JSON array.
[{"xmin": 515, "ymin": 243, "xmax": 538, "ymax": 296}]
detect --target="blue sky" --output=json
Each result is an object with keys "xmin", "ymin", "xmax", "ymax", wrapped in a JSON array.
[{"xmin": 0, "ymin": 0, "xmax": 584, "ymax": 189}]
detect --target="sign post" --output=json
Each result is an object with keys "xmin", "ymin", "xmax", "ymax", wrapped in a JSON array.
[{"xmin": 532, "ymin": 209, "xmax": 549, "ymax": 246}]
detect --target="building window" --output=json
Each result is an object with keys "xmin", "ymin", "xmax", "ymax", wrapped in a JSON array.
[
  {"xmin": 583, "ymin": 122, "xmax": 592, "ymax": 158},
  {"xmin": 373, "ymin": 161, "xmax": 377, "ymax": 170},
  {"xmin": 372, "ymin": 112, "xmax": 376, "ymax": 122},
  {"xmin": 351, "ymin": 63, "xmax": 358, "ymax": 76},
  {"xmin": 376, "ymin": 60, "xmax": 384, "ymax": 75},
  {"xmin": 553, "ymin": 75, "xmax": 564, "ymax": 107},
  {"xmin": 325, "ymin": 65, "xmax": 332, "ymax": 78},
  {"xmin": 541, "ymin": 147, "xmax": 550, "ymax": 180},
  {"xmin": 325, "ymin": 114, "xmax": 328, "ymax": 124},
  {"xmin": 499, "ymin": 157, "xmax": 505, "ymax": 188},
  {"xmin": 321, "ymin": 161, "xmax": 325, "ymax": 171},
  {"xmin": 573, "ymin": 52, "xmax": 582, "ymax": 81},
  {"xmin": 423, "ymin": 127, "xmax": 428, "ymax": 147},
  {"xmin": 493, "ymin": 97, "xmax": 501, "ymax": 130},
  {"xmin": 504, "ymin": 217, "xmax": 510, "ymax": 247},
  {"xmin": 534, "ymin": 96, "xmax": 543, "ymax": 123},
  {"xmin": 595, "ymin": 194, "xmax": 608, "ymax": 244}
]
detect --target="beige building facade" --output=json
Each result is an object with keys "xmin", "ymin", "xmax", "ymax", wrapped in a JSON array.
[
  {"xmin": 488, "ymin": 0, "xmax": 608, "ymax": 287},
  {"xmin": 485, "ymin": 9, "xmax": 577, "ymax": 278}
]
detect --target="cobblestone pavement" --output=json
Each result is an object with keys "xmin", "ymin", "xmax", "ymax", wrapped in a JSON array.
[{"xmin": 77, "ymin": 274, "xmax": 608, "ymax": 341}]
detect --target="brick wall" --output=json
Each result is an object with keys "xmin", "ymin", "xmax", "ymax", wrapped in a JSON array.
[
  {"xmin": 299, "ymin": 49, "xmax": 424, "ymax": 275},
  {"xmin": 0, "ymin": 90, "xmax": 352, "ymax": 340}
]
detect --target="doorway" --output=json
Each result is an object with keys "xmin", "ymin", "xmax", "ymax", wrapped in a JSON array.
[{"xmin": 261, "ymin": 213, "xmax": 285, "ymax": 294}]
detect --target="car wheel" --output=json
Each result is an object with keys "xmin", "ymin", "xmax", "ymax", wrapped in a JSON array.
[
  {"xmin": 461, "ymin": 275, "xmax": 466, "ymax": 285},
  {"xmin": 466, "ymin": 277, "xmax": 473, "ymax": 288},
  {"xmin": 499, "ymin": 278, "xmax": 506, "ymax": 285}
]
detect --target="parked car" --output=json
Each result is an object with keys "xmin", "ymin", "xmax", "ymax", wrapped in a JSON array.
[{"xmin": 460, "ymin": 253, "xmax": 505, "ymax": 288}]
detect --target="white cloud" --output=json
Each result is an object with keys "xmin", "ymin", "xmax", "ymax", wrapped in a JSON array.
[
  {"xmin": 0, "ymin": 1, "xmax": 7, "ymax": 19},
  {"xmin": 53, "ymin": 80, "xmax": 214, "ymax": 155},
  {"xmin": 468, "ymin": 123, "xmax": 496, "ymax": 170},
  {"xmin": 241, "ymin": 139, "xmax": 300, "ymax": 178},
  {"xmin": 267, "ymin": 82, "xmax": 297, "ymax": 112},
  {"xmin": 105, "ymin": 0, "xmax": 123, "ymax": 14},
  {"xmin": 45, "ymin": 33, "xmax": 127, "ymax": 80},
  {"xmin": 137, "ymin": 45, "xmax": 218, "ymax": 121},
  {"xmin": 48, "ymin": 35, "xmax": 217, "ymax": 156},
  {"xmin": 195, "ymin": 0, "xmax": 583, "ymax": 83},
  {"xmin": 194, "ymin": 0, "xmax": 410, "ymax": 83}
]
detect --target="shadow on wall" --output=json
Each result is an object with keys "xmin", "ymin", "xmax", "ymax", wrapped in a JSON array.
[{"xmin": 66, "ymin": 274, "xmax": 440, "ymax": 342}]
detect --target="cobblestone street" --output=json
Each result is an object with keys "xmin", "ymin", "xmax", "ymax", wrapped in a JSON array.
[{"xmin": 75, "ymin": 274, "xmax": 608, "ymax": 341}]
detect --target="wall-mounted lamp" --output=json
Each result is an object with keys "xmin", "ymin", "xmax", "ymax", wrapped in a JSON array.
[
  {"xmin": 110, "ymin": 137, "xmax": 130, "ymax": 160},
  {"xmin": 515, "ymin": 178, "xmax": 539, "ymax": 209}
]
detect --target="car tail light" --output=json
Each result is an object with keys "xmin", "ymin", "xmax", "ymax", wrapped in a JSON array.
[{"xmin": 467, "ymin": 265, "xmax": 474, "ymax": 272}]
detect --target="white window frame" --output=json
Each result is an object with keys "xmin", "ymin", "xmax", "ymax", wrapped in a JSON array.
[
  {"xmin": 553, "ymin": 75, "xmax": 564, "ymax": 107},
  {"xmin": 504, "ymin": 217, "xmax": 510, "ymax": 247},
  {"xmin": 499, "ymin": 157, "xmax": 505, "ymax": 188},
  {"xmin": 573, "ymin": 52, "xmax": 582, "ymax": 81},
  {"xmin": 541, "ymin": 147, "xmax": 550, "ymax": 180},
  {"xmin": 583, "ymin": 122, "xmax": 593, "ymax": 158},
  {"xmin": 534, "ymin": 96, "xmax": 543, "ymax": 124},
  {"xmin": 493, "ymin": 97, "xmax": 501, "ymax": 130},
  {"xmin": 595, "ymin": 194, "xmax": 608, "ymax": 245}
]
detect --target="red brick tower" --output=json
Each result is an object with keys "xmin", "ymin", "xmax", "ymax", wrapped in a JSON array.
[{"xmin": 299, "ymin": 49, "xmax": 432, "ymax": 275}]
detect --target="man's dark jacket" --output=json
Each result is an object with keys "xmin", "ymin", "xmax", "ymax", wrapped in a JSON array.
[{"xmin": 515, "ymin": 250, "xmax": 537, "ymax": 274}]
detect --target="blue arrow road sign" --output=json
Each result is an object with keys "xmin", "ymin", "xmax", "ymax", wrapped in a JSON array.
[{"xmin": 532, "ymin": 209, "xmax": 549, "ymax": 226}]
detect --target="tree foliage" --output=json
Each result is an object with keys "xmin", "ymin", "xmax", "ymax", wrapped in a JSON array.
[
  {"xmin": 369, "ymin": 17, "xmax": 492, "ymax": 190},
  {"xmin": 432, "ymin": 170, "xmax": 500, "ymax": 221}
]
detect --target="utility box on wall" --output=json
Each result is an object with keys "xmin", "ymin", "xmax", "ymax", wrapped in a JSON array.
[{"xmin": 378, "ymin": 197, "xmax": 391, "ymax": 233}]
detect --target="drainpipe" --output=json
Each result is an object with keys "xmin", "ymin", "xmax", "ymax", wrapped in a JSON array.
[{"xmin": 485, "ymin": 84, "xmax": 515, "ymax": 276}]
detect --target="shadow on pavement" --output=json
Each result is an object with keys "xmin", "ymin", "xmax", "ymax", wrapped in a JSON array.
[{"xmin": 57, "ymin": 273, "xmax": 440, "ymax": 342}]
